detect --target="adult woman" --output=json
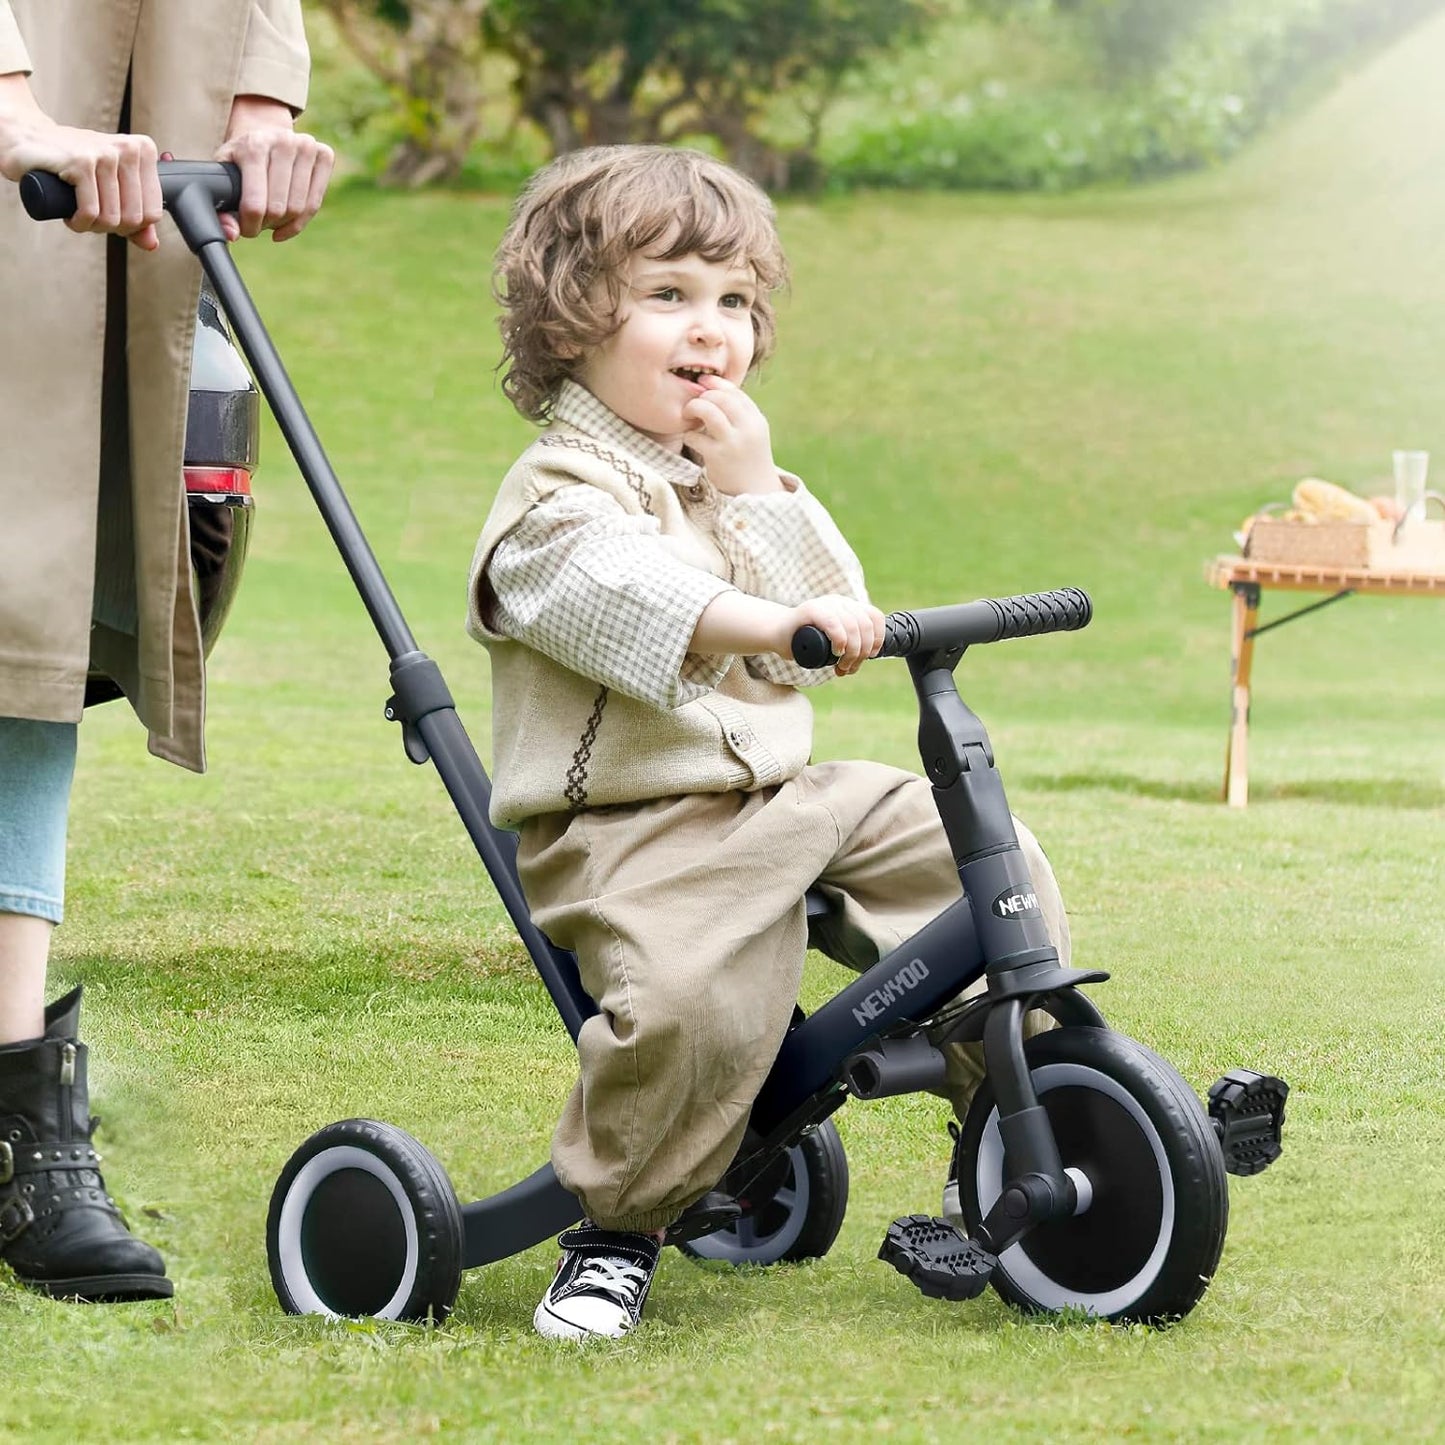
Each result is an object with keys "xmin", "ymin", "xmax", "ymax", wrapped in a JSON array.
[{"xmin": 0, "ymin": 0, "xmax": 333, "ymax": 1301}]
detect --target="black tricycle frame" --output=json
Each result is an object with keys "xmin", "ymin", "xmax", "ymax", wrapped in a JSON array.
[{"xmin": 23, "ymin": 164, "xmax": 1285, "ymax": 1320}]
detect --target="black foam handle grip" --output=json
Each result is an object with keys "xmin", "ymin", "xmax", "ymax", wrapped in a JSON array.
[
  {"xmin": 791, "ymin": 625, "xmax": 838, "ymax": 669},
  {"xmin": 18, "ymin": 170, "xmax": 77, "ymax": 221},
  {"xmin": 19, "ymin": 160, "xmax": 243, "ymax": 222},
  {"xmin": 971, "ymin": 586, "xmax": 1093, "ymax": 642},
  {"xmin": 790, "ymin": 587, "xmax": 1092, "ymax": 667}
]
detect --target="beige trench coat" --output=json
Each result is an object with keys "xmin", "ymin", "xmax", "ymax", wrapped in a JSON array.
[{"xmin": 0, "ymin": 0, "xmax": 308, "ymax": 769}]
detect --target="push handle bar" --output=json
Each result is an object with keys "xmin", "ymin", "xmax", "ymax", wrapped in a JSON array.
[
  {"xmin": 791, "ymin": 586, "xmax": 1092, "ymax": 669},
  {"xmin": 19, "ymin": 160, "xmax": 242, "ymax": 223}
]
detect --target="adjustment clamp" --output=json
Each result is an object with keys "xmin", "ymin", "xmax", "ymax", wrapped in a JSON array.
[{"xmin": 384, "ymin": 651, "xmax": 456, "ymax": 765}]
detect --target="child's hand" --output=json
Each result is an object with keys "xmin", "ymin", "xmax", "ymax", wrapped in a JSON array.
[
  {"xmin": 782, "ymin": 595, "xmax": 887, "ymax": 676},
  {"xmin": 682, "ymin": 374, "xmax": 780, "ymax": 495}
]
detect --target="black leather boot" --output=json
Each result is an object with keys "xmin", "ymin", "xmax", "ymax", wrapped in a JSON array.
[{"xmin": 0, "ymin": 987, "xmax": 171, "ymax": 1300}]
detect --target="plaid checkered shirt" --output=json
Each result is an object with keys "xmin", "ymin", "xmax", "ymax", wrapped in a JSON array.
[{"xmin": 485, "ymin": 380, "xmax": 870, "ymax": 710}]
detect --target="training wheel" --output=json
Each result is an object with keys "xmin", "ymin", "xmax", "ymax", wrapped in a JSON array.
[{"xmin": 266, "ymin": 1118, "xmax": 464, "ymax": 1322}]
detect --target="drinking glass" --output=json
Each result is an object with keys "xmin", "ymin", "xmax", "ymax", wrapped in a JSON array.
[{"xmin": 1393, "ymin": 449, "xmax": 1429, "ymax": 523}]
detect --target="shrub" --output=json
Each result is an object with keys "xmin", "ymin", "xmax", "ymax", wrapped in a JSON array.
[{"xmin": 821, "ymin": 0, "xmax": 1445, "ymax": 192}]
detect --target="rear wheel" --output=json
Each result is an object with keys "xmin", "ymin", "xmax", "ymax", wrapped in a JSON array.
[
  {"xmin": 958, "ymin": 1028, "xmax": 1228, "ymax": 1324},
  {"xmin": 681, "ymin": 1120, "xmax": 849, "ymax": 1266},
  {"xmin": 267, "ymin": 1119, "xmax": 464, "ymax": 1323}
]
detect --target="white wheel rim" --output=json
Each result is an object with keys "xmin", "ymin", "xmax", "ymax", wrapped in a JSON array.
[
  {"xmin": 974, "ymin": 1062, "xmax": 1176, "ymax": 1315},
  {"xmin": 276, "ymin": 1144, "xmax": 421, "ymax": 1319}
]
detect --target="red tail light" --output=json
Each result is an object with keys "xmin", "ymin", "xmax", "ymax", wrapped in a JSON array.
[{"xmin": 185, "ymin": 466, "xmax": 252, "ymax": 497}]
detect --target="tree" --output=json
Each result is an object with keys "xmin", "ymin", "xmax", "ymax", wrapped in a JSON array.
[
  {"xmin": 485, "ymin": 0, "xmax": 942, "ymax": 187},
  {"xmin": 318, "ymin": 0, "xmax": 489, "ymax": 185}
]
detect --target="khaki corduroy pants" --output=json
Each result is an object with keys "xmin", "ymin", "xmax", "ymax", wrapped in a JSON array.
[{"xmin": 516, "ymin": 760, "xmax": 1070, "ymax": 1234}]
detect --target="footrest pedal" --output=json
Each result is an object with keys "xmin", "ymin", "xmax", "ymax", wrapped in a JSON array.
[
  {"xmin": 878, "ymin": 1214, "xmax": 996, "ymax": 1301},
  {"xmin": 663, "ymin": 1190, "xmax": 743, "ymax": 1244},
  {"xmin": 1208, "ymin": 1068, "xmax": 1288, "ymax": 1177}
]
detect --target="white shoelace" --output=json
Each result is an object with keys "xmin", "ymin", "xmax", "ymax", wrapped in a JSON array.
[{"xmin": 574, "ymin": 1256, "xmax": 648, "ymax": 1303}]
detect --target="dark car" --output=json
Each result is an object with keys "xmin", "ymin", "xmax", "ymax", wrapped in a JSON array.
[{"xmin": 85, "ymin": 288, "xmax": 258, "ymax": 707}]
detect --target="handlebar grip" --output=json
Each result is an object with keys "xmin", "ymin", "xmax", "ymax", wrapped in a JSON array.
[
  {"xmin": 791, "ymin": 625, "xmax": 835, "ymax": 669},
  {"xmin": 19, "ymin": 160, "xmax": 243, "ymax": 223},
  {"xmin": 973, "ymin": 586, "xmax": 1093, "ymax": 642},
  {"xmin": 790, "ymin": 587, "xmax": 1092, "ymax": 668},
  {"xmin": 18, "ymin": 170, "xmax": 77, "ymax": 221}
]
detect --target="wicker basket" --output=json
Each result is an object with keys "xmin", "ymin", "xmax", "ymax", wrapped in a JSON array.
[
  {"xmin": 1245, "ymin": 518, "xmax": 1374, "ymax": 567},
  {"xmin": 1245, "ymin": 516, "xmax": 1445, "ymax": 573}
]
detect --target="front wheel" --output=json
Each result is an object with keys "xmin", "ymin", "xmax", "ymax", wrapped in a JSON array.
[
  {"xmin": 681, "ymin": 1119, "xmax": 849, "ymax": 1266},
  {"xmin": 958, "ymin": 1028, "xmax": 1228, "ymax": 1324}
]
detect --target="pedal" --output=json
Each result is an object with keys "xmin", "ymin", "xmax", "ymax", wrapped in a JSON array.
[
  {"xmin": 1208, "ymin": 1069, "xmax": 1289, "ymax": 1176},
  {"xmin": 663, "ymin": 1191, "xmax": 743, "ymax": 1244},
  {"xmin": 878, "ymin": 1214, "xmax": 996, "ymax": 1301}
]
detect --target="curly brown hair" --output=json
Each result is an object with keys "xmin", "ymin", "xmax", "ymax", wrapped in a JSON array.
[{"xmin": 493, "ymin": 146, "xmax": 789, "ymax": 422}]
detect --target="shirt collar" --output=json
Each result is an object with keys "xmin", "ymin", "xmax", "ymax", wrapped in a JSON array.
[{"xmin": 552, "ymin": 380, "xmax": 703, "ymax": 489}]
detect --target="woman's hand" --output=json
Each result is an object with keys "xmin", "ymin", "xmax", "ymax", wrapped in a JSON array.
[
  {"xmin": 0, "ymin": 75, "xmax": 162, "ymax": 249},
  {"xmin": 682, "ymin": 374, "xmax": 781, "ymax": 496},
  {"xmin": 782, "ymin": 594, "xmax": 887, "ymax": 676},
  {"xmin": 214, "ymin": 95, "xmax": 333, "ymax": 243},
  {"xmin": 0, "ymin": 80, "xmax": 334, "ymax": 249}
]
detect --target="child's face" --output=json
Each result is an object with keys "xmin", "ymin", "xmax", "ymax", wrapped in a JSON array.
[{"xmin": 577, "ymin": 247, "xmax": 758, "ymax": 452}]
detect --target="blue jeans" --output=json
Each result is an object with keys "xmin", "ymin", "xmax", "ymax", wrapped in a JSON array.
[{"xmin": 0, "ymin": 717, "xmax": 78, "ymax": 925}]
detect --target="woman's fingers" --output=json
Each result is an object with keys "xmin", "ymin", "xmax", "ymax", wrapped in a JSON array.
[
  {"xmin": 270, "ymin": 141, "xmax": 333, "ymax": 241},
  {"xmin": 64, "ymin": 160, "xmax": 101, "ymax": 235},
  {"xmin": 263, "ymin": 145, "xmax": 296, "ymax": 232},
  {"xmin": 216, "ymin": 127, "xmax": 334, "ymax": 242},
  {"xmin": 233, "ymin": 138, "xmax": 269, "ymax": 238},
  {"xmin": 133, "ymin": 136, "xmax": 162, "ymax": 249},
  {"xmin": 79, "ymin": 152, "xmax": 118, "ymax": 232},
  {"xmin": 116, "ymin": 145, "xmax": 146, "ymax": 234},
  {"xmin": 60, "ymin": 132, "xmax": 162, "ymax": 247}
]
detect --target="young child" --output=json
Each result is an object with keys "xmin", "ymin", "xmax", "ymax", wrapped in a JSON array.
[{"xmin": 469, "ymin": 144, "xmax": 1070, "ymax": 1342}]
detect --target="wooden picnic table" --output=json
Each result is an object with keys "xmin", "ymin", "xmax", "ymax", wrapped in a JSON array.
[{"xmin": 1206, "ymin": 554, "xmax": 1445, "ymax": 806}]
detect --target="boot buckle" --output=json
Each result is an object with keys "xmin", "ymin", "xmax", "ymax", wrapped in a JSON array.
[
  {"xmin": 0, "ymin": 1141, "xmax": 11, "ymax": 1185},
  {"xmin": 0, "ymin": 1194, "xmax": 32, "ymax": 1243}
]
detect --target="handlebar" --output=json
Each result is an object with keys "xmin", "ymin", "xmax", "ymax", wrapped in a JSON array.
[
  {"xmin": 790, "ymin": 586, "xmax": 1092, "ymax": 669},
  {"xmin": 19, "ymin": 160, "xmax": 242, "ymax": 223}
]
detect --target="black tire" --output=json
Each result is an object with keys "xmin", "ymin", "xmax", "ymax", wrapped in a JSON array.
[
  {"xmin": 267, "ymin": 1119, "xmax": 465, "ymax": 1323},
  {"xmin": 680, "ymin": 1120, "xmax": 849, "ymax": 1266},
  {"xmin": 958, "ymin": 1028, "xmax": 1229, "ymax": 1325}
]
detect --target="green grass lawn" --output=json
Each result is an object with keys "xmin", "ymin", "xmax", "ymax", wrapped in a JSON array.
[{"xmin": 11, "ymin": 15, "xmax": 1445, "ymax": 1443}]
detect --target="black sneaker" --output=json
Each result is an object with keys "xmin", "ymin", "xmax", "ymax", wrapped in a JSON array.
[
  {"xmin": 533, "ymin": 1223, "xmax": 661, "ymax": 1341},
  {"xmin": 941, "ymin": 1120, "xmax": 963, "ymax": 1228}
]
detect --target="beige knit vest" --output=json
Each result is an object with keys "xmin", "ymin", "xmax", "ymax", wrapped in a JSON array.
[{"xmin": 467, "ymin": 424, "xmax": 814, "ymax": 830}]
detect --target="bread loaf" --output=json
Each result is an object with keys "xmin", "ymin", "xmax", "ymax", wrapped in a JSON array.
[{"xmin": 1291, "ymin": 478, "xmax": 1378, "ymax": 524}]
